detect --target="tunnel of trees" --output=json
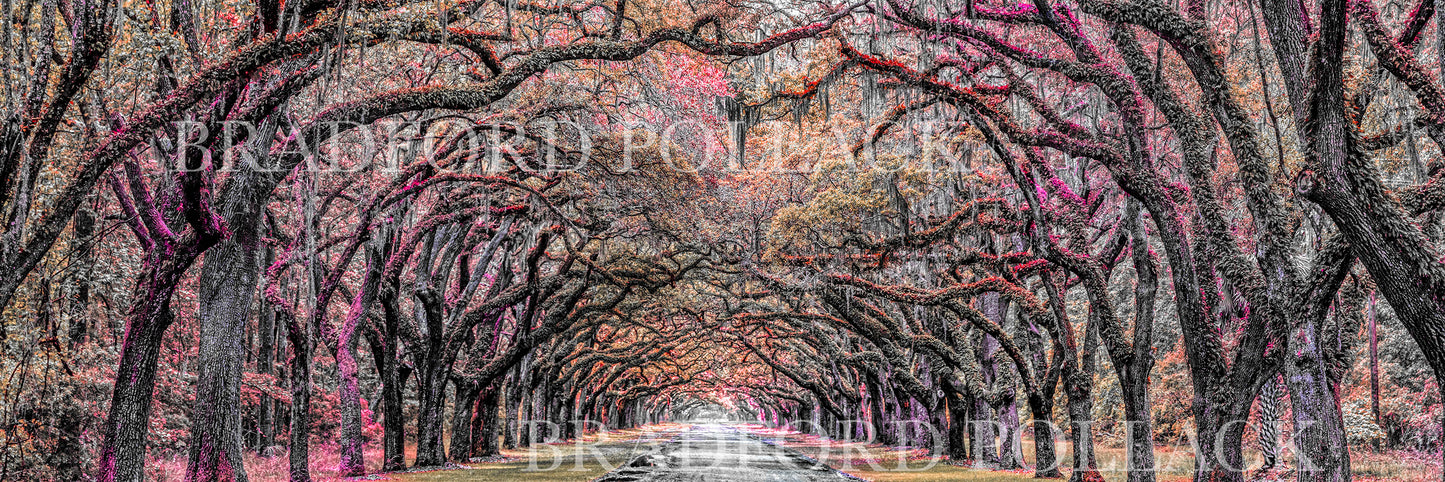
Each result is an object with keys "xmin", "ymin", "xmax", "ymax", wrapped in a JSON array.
[{"xmin": 5, "ymin": 0, "xmax": 1445, "ymax": 481}]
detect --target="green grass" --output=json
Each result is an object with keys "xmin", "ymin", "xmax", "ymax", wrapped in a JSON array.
[
  {"xmin": 388, "ymin": 426, "xmax": 672, "ymax": 482},
  {"xmin": 392, "ymin": 462, "xmax": 620, "ymax": 482}
]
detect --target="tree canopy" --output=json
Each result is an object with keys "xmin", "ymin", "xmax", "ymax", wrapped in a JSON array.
[{"xmin": 3, "ymin": 1, "xmax": 1445, "ymax": 482}]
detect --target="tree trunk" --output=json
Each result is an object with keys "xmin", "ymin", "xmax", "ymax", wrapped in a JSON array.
[
  {"xmin": 186, "ymin": 226, "xmax": 264, "ymax": 482},
  {"xmin": 560, "ymin": 386, "xmax": 578, "ymax": 440},
  {"xmin": 867, "ymin": 380, "xmax": 891, "ymax": 446},
  {"xmin": 450, "ymin": 381, "xmax": 480, "ymax": 462},
  {"xmin": 945, "ymin": 386, "xmax": 968, "ymax": 463},
  {"xmin": 1293, "ymin": 0, "xmax": 1443, "ymax": 477},
  {"xmin": 541, "ymin": 379, "xmax": 559, "ymax": 440},
  {"xmin": 283, "ymin": 310, "xmax": 313, "ymax": 482},
  {"xmin": 1193, "ymin": 403, "xmax": 1251, "ymax": 482},
  {"xmin": 472, "ymin": 385, "xmax": 501, "ymax": 457},
  {"xmin": 255, "ymin": 299, "xmax": 276, "ymax": 452},
  {"xmin": 508, "ymin": 365, "xmax": 531, "ymax": 447},
  {"xmin": 1256, "ymin": 0, "xmax": 1313, "ymax": 123},
  {"xmin": 889, "ymin": 387, "xmax": 908, "ymax": 446},
  {"xmin": 1283, "ymin": 339, "xmax": 1350, "ymax": 482},
  {"xmin": 414, "ymin": 358, "xmax": 450, "ymax": 466},
  {"xmin": 1028, "ymin": 395, "xmax": 1062, "ymax": 478},
  {"xmin": 335, "ymin": 341, "xmax": 366, "ymax": 476},
  {"xmin": 411, "ymin": 287, "xmax": 451, "ymax": 467},
  {"xmin": 1121, "ymin": 206, "xmax": 1157, "ymax": 482},
  {"xmin": 996, "ymin": 394, "xmax": 1023, "ymax": 470},
  {"xmin": 67, "ymin": 202, "xmax": 95, "ymax": 347},
  {"xmin": 95, "ymin": 302, "xmax": 173, "ymax": 482},
  {"xmin": 503, "ymin": 370, "xmax": 521, "ymax": 449},
  {"xmin": 974, "ymin": 308, "xmax": 1001, "ymax": 468},
  {"xmin": 365, "ymin": 323, "xmax": 406, "ymax": 471},
  {"xmin": 1065, "ymin": 380, "xmax": 1100, "ymax": 482},
  {"xmin": 1369, "ymin": 292, "xmax": 1382, "ymax": 451},
  {"xmin": 374, "ymin": 283, "xmax": 410, "ymax": 470},
  {"xmin": 519, "ymin": 387, "xmax": 533, "ymax": 447},
  {"xmin": 972, "ymin": 395, "xmax": 997, "ymax": 468},
  {"xmin": 96, "ymin": 248, "xmax": 202, "ymax": 482},
  {"xmin": 337, "ymin": 243, "xmax": 382, "ymax": 477},
  {"xmin": 1121, "ymin": 379, "xmax": 1155, "ymax": 482},
  {"xmin": 1064, "ymin": 313, "xmax": 1101, "ymax": 482},
  {"xmin": 533, "ymin": 378, "xmax": 551, "ymax": 443}
]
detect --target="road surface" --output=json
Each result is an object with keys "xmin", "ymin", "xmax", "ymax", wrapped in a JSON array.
[{"xmin": 594, "ymin": 424, "xmax": 859, "ymax": 481}]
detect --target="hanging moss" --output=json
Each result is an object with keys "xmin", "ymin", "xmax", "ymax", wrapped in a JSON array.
[
  {"xmin": 860, "ymin": 69, "xmax": 878, "ymax": 119},
  {"xmin": 715, "ymin": 94, "xmax": 761, "ymax": 168},
  {"xmin": 821, "ymin": 82, "xmax": 831, "ymax": 118},
  {"xmin": 792, "ymin": 94, "xmax": 811, "ymax": 129}
]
